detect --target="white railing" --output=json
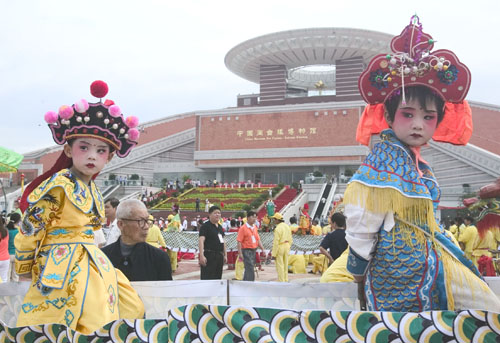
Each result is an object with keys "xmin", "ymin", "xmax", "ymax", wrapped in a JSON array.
[
  {"xmin": 310, "ymin": 183, "xmax": 327, "ymax": 220},
  {"xmin": 321, "ymin": 182, "xmax": 338, "ymax": 220},
  {"xmin": 1, "ymin": 278, "xmax": 499, "ymax": 325},
  {"xmin": 280, "ymin": 191, "xmax": 308, "ymax": 223}
]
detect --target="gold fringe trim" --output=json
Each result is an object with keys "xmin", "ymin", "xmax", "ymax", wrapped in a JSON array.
[
  {"xmin": 344, "ymin": 182, "xmax": 439, "ymax": 236},
  {"xmin": 440, "ymin": 249, "xmax": 493, "ymax": 311}
]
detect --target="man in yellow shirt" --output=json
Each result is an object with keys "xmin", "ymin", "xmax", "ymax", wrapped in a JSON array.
[
  {"xmin": 166, "ymin": 211, "xmax": 181, "ymax": 272},
  {"xmin": 310, "ymin": 220, "xmax": 322, "ymax": 236},
  {"xmin": 458, "ymin": 216, "xmax": 478, "ymax": 264},
  {"xmin": 472, "ymin": 230, "xmax": 497, "ymax": 267},
  {"xmin": 271, "ymin": 213, "xmax": 292, "ymax": 282},
  {"xmin": 145, "ymin": 215, "xmax": 166, "ymax": 249}
]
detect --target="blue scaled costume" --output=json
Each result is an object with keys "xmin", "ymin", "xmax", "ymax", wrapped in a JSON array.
[{"xmin": 344, "ymin": 129, "xmax": 500, "ymax": 312}]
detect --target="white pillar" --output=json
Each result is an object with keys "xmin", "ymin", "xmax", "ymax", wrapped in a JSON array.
[{"xmin": 238, "ymin": 168, "xmax": 245, "ymax": 182}]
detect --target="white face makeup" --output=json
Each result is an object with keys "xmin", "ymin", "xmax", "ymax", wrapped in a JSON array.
[
  {"xmin": 65, "ymin": 137, "xmax": 112, "ymax": 183},
  {"xmin": 387, "ymin": 98, "xmax": 439, "ymax": 147}
]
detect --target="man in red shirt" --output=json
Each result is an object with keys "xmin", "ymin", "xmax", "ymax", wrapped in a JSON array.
[{"xmin": 237, "ymin": 211, "xmax": 265, "ymax": 281}]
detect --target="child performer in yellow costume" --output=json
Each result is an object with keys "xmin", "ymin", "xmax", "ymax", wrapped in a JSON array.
[
  {"xmin": 345, "ymin": 16, "xmax": 500, "ymax": 311},
  {"xmin": 15, "ymin": 81, "xmax": 145, "ymax": 333}
]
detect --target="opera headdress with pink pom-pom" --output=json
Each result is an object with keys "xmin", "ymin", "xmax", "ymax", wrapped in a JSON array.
[{"xmin": 44, "ymin": 80, "xmax": 140, "ymax": 157}]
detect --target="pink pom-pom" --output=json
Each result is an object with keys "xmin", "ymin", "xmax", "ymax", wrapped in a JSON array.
[
  {"xmin": 90, "ymin": 80, "xmax": 108, "ymax": 98},
  {"xmin": 128, "ymin": 128, "xmax": 140, "ymax": 141},
  {"xmin": 125, "ymin": 116, "xmax": 139, "ymax": 128},
  {"xmin": 44, "ymin": 111, "xmax": 58, "ymax": 124},
  {"xmin": 108, "ymin": 105, "xmax": 121, "ymax": 117},
  {"xmin": 74, "ymin": 99, "xmax": 89, "ymax": 113},
  {"xmin": 58, "ymin": 105, "xmax": 74, "ymax": 119}
]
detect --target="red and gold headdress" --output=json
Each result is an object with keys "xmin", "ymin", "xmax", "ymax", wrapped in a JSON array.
[{"xmin": 356, "ymin": 15, "xmax": 473, "ymax": 146}]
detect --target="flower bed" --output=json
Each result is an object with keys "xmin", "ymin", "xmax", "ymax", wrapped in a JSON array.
[{"xmin": 153, "ymin": 187, "xmax": 273, "ymax": 211}]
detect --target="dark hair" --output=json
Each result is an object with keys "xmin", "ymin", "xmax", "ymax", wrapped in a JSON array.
[
  {"xmin": 290, "ymin": 216, "xmax": 297, "ymax": 224},
  {"xmin": 68, "ymin": 138, "xmax": 115, "ymax": 153},
  {"xmin": 331, "ymin": 213, "xmax": 346, "ymax": 228},
  {"xmin": 105, "ymin": 197, "xmax": 120, "ymax": 208},
  {"xmin": 230, "ymin": 219, "xmax": 237, "ymax": 227},
  {"xmin": 0, "ymin": 216, "xmax": 7, "ymax": 240},
  {"xmin": 464, "ymin": 215, "xmax": 474, "ymax": 223},
  {"xmin": 247, "ymin": 210, "xmax": 257, "ymax": 218},
  {"xmin": 7, "ymin": 212, "xmax": 21, "ymax": 230},
  {"xmin": 209, "ymin": 205, "xmax": 221, "ymax": 214},
  {"xmin": 384, "ymin": 86, "xmax": 445, "ymax": 125},
  {"xmin": 455, "ymin": 216, "xmax": 464, "ymax": 225},
  {"xmin": 312, "ymin": 219, "xmax": 318, "ymax": 225}
]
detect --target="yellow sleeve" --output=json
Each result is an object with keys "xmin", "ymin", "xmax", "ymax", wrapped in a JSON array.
[
  {"xmin": 272, "ymin": 225, "xmax": 282, "ymax": 257},
  {"xmin": 458, "ymin": 226, "xmax": 471, "ymax": 243},
  {"xmin": 488, "ymin": 231, "xmax": 497, "ymax": 250},
  {"xmin": 157, "ymin": 228, "xmax": 167, "ymax": 248},
  {"xmin": 494, "ymin": 228, "xmax": 500, "ymax": 243},
  {"xmin": 15, "ymin": 187, "xmax": 64, "ymax": 274}
]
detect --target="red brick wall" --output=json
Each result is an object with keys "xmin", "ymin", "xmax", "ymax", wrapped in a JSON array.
[
  {"xmin": 138, "ymin": 115, "xmax": 196, "ymax": 145},
  {"xmin": 469, "ymin": 105, "xmax": 500, "ymax": 155}
]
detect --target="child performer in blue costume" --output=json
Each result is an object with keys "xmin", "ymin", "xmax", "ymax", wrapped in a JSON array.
[
  {"xmin": 15, "ymin": 81, "xmax": 145, "ymax": 333},
  {"xmin": 345, "ymin": 16, "xmax": 500, "ymax": 312}
]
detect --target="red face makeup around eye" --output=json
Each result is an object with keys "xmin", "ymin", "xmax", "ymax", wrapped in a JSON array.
[
  {"xmin": 68, "ymin": 137, "xmax": 112, "ymax": 183},
  {"xmin": 391, "ymin": 99, "xmax": 438, "ymax": 147}
]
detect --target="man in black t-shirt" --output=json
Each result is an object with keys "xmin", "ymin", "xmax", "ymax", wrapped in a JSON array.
[
  {"xmin": 198, "ymin": 206, "xmax": 227, "ymax": 279},
  {"xmin": 319, "ymin": 213, "xmax": 348, "ymax": 265}
]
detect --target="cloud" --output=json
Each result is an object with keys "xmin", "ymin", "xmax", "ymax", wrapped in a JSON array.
[{"xmin": 1, "ymin": 0, "xmax": 499, "ymax": 154}]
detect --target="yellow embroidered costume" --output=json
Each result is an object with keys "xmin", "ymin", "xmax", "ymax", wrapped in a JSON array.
[{"xmin": 15, "ymin": 169, "xmax": 144, "ymax": 334}]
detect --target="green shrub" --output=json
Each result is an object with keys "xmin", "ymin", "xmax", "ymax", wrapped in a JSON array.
[
  {"xmin": 130, "ymin": 174, "xmax": 140, "ymax": 180},
  {"xmin": 233, "ymin": 211, "xmax": 245, "ymax": 219},
  {"xmin": 313, "ymin": 171, "xmax": 323, "ymax": 177},
  {"xmin": 250, "ymin": 200, "xmax": 261, "ymax": 208},
  {"xmin": 242, "ymin": 205, "xmax": 251, "ymax": 212}
]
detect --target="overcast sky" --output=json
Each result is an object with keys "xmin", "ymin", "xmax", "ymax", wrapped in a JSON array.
[{"xmin": 1, "ymin": 0, "xmax": 498, "ymax": 154}]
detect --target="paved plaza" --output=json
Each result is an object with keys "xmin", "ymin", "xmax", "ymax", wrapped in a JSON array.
[{"xmin": 172, "ymin": 256, "xmax": 322, "ymax": 283}]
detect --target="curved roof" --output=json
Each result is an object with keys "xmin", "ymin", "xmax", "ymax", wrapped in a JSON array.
[{"xmin": 225, "ymin": 28, "xmax": 394, "ymax": 87}]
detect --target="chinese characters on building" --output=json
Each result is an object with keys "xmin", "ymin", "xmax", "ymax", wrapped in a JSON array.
[{"xmin": 236, "ymin": 127, "xmax": 318, "ymax": 141}]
